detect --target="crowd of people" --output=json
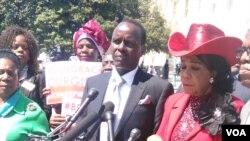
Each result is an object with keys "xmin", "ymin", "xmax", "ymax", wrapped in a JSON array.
[{"xmin": 0, "ymin": 18, "xmax": 250, "ymax": 141}]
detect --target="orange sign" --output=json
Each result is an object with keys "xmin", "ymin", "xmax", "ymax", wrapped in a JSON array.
[{"xmin": 45, "ymin": 61, "xmax": 102, "ymax": 105}]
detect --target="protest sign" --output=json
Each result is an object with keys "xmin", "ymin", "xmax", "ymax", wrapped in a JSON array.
[{"xmin": 45, "ymin": 61, "xmax": 102, "ymax": 115}]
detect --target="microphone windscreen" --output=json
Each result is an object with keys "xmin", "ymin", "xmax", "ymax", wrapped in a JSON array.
[
  {"xmin": 87, "ymin": 88, "xmax": 99, "ymax": 100},
  {"xmin": 147, "ymin": 135, "xmax": 163, "ymax": 141},
  {"xmin": 99, "ymin": 101, "xmax": 115, "ymax": 117},
  {"xmin": 129, "ymin": 128, "xmax": 141, "ymax": 141},
  {"xmin": 59, "ymin": 112, "xmax": 98, "ymax": 141}
]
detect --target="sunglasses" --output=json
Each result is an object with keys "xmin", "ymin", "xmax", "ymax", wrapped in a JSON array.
[{"xmin": 236, "ymin": 47, "xmax": 250, "ymax": 58}]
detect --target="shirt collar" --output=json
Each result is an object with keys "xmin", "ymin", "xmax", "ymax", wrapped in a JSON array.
[
  {"xmin": 19, "ymin": 66, "xmax": 28, "ymax": 81},
  {"xmin": 0, "ymin": 89, "xmax": 21, "ymax": 117},
  {"xmin": 110, "ymin": 66, "xmax": 138, "ymax": 85}
]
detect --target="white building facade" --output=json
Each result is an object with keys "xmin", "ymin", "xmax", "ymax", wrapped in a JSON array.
[
  {"xmin": 155, "ymin": 0, "xmax": 250, "ymax": 39},
  {"xmin": 143, "ymin": 0, "xmax": 250, "ymax": 89}
]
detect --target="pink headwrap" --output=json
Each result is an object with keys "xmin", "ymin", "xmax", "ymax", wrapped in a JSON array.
[{"xmin": 73, "ymin": 19, "xmax": 110, "ymax": 55}]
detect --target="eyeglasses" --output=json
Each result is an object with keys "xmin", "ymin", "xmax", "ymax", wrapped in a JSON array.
[{"xmin": 236, "ymin": 47, "xmax": 250, "ymax": 58}]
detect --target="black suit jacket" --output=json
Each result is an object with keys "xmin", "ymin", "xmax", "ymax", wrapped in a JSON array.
[
  {"xmin": 20, "ymin": 71, "xmax": 51, "ymax": 120},
  {"xmin": 80, "ymin": 68, "xmax": 174, "ymax": 141}
]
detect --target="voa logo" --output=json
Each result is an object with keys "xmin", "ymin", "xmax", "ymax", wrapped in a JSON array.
[{"xmin": 226, "ymin": 129, "xmax": 246, "ymax": 136}]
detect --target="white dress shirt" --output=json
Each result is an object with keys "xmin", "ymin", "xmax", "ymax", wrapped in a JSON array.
[
  {"xmin": 100, "ymin": 66, "xmax": 138, "ymax": 140},
  {"xmin": 104, "ymin": 66, "xmax": 138, "ymax": 130}
]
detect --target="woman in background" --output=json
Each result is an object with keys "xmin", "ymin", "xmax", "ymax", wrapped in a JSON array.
[
  {"xmin": 71, "ymin": 19, "xmax": 110, "ymax": 62},
  {"xmin": 0, "ymin": 25, "xmax": 51, "ymax": 120},
  {"xmin": 43, "ymin": 19, "xmax": 110, "ymax": 132}
]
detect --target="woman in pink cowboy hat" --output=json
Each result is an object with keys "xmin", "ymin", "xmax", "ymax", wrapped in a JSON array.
[{"xmin": 151, "ymin": 24, "xmax": 244, "ymax": 141}]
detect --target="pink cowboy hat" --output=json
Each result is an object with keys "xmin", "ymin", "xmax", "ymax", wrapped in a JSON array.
[{"xmin": 168, "ymin": 23, "xmax": 242, "ymax": 66}]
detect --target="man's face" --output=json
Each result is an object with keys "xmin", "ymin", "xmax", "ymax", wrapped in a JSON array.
[
  {"xmin": 0, "ymin": 58, "xmax": 19, "ymax": 101},
  {"xmin": 102, "ymin": 54, "xmax": 113, "ymax": 73},
  {"xmin": 110, "ymin": 22, "xmax": 144, "ymax": 74},
  {"xmin": 238, "ymin": 43, "xmax": 250, "ymax": 87}
]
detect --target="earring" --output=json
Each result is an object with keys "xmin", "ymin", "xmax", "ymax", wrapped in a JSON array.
[{"xmin": 209, "ymin": 77, "xmax": 214, "ymax": 84}]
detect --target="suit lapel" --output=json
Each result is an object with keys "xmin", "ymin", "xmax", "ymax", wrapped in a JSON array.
[
  {"xmin": 20, "ymin": 75, "xmax": 35, "ymax": 97},
  {"xmin": 167, "ymin": 94, "xmax": 202, "ymax": 140},
  {"xmin": 166, "ymin": 94, "xmax": 190, "ymax": 140},
  {"xmin": 88, "ymin": 73, "xmax": 111, "ymax": 114}
]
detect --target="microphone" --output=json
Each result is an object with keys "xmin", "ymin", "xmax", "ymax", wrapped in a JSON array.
[
  {"xmin": 147, "ymin": 135, "xmax": 163, "ymax": 141},
  {"xmin": 59, "ymin": 112, "xmax": 99, "ymax": 141},
  {"xmin": 83, "ymin": 101, "xmax": 115, "ymax": 141},
  {"xmin": 98, "ymin": 101, "xmax": 115, "ymax": 120},
  {"xmin": 63, "ymin": 88, "xmax": 99, "ymax": 132},
  {"xmin": 127, "ymin": 128, "xmax": 141, "ymax": 141},
  {"xmin": 105, "ymin": 111, "xmax": 115, "ymax": 141}
]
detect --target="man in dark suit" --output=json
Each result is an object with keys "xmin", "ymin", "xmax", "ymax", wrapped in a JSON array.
[
  {"xmin": 233, "ymin": 28, "xmax": 250, "ymax": 103},
  {"xmin": 79, "ymin": 19, "xmax": 174, "ymax": 141},
  {"xmin": 237, "ymin": 28, "xmax": 250, "ymax": 124}
]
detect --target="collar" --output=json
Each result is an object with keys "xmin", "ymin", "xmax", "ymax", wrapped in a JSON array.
[
  {"xmin": 19, "ymin": 66, "xmax": 28, "ymax": 82},
  {"xmin": 0, "ymin": 89, "xmax": 21, "ymax": 117},
  {"xmin": 110, "ymin": 66, "xmax": 138, "ymax": 85}
]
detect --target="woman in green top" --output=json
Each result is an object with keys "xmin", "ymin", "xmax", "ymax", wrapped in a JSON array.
[{"xmin": 0, "ymin": 49, "xmax": 50, "ymax": 141}]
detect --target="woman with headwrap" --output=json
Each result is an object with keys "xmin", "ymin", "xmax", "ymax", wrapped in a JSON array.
[
  {"xmin": 43, "ymin": 19, "xmax": 110, "ymax": 137},
  {"xmin": 70, "ymin": 19, "xmax": 110, "ymax": 62}
]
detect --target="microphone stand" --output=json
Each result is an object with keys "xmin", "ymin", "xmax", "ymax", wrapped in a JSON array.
[
  {"xmin": 47, "ymin": 88, "xmax": 99, "ymax": 138},
  {"xmin": 47, "ymin": 119, "xmax": 68, "ymax": 138},
  {"xmin": 26, "ymin": 134, "xmax": 50, "ymax": 141},
  {"xmin": 81, "ymin": 118, "xmax": 102, "ymax": 141},
  {"xmin": 47, "ymin": 109, "xmax": 82, "ymax": 138},
  {"xmin": 105, "ymin": 111, "xmax": 114, "ymax": 141},
  {"xmin": 81, "ymin": 102, "xmax": 115, "ymax": 141}
]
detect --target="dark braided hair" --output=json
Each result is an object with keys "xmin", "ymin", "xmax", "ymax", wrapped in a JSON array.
[{"xmin": 0, "ymin": 25, "xmax": 39, "ymax": 75}]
